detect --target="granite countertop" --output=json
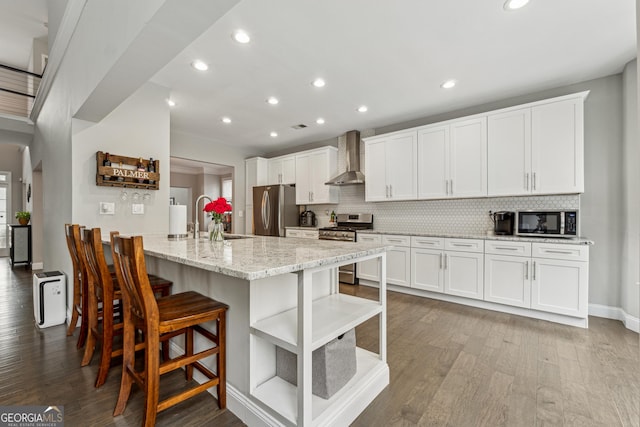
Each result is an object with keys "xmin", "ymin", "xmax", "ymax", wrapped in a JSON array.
[
  {"xmin": 104, "ymin": 234, "xmax": 387, "ymax": 281},
  {"xmin": 357, "ymin": 229, "xmax": 594, "ymax": 245}
]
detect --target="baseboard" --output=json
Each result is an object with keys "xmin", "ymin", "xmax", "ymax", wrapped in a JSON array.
[
  {"xmin": 31, "ymin": 262, "xmax": 44, "ymax": 270},
  {"xmin": 588, "ymin": 304, "xmax": 640, "ymax": 333}
]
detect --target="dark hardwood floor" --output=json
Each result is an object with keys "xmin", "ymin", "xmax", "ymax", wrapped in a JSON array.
[{"xmin": 1, "ymin": 262, "xmax": 637, "ymax": 426}]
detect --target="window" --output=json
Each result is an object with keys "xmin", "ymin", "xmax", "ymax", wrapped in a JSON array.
[{"xmin": 222, "ymin": 178, "xmax": 232, "ymax": 202}]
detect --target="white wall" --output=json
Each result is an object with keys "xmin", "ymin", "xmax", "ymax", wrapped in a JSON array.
[
  {"xmin": 0, "ymin": 145, "xmax": 24, "ymax": 218},
  {"xmin": 72, "ymin": 83, "xmax": 170, "ymax": 233},
  {"xmin": 622, "ymin": 60, "xmax": 639, "ymax": 320}
]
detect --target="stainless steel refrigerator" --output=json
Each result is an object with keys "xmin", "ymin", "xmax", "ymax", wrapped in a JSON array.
[{"xmin": 252, "ymin": 184, "xmax": 298, "ymax": 236}]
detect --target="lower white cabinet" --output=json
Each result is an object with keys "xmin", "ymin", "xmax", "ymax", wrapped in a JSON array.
[
  {"xmin": 286, "ymin": 228, "xmax": 319, "ymax": 239},
  {"xmin": 357, "ymin": 234, "xmax": 382, "ymax": 282},
  {"xmin": 485, "ymin": 254, "xmax": 531, "ymax": 308},
  {"xmin": 443, "ymin": 250, "xmax": 484, "ymax": 300},
  {"xmin": 484, "ymin": 240, "xmax": 588, "ymax": 318},
  {"xmin": 382, "ymin": 235, "xmax": 411, "ymax": 287},
  {"xmin": 411, "ymin": 237, "xmax": 445, "ymax": 292},
  {"xmin": 531, "ymin": 256, "xmax": 588, "ymax": 318}
]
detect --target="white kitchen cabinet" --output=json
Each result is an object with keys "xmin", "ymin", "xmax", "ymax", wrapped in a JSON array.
[
  {"xmin": 382, "ymin": 235, "xmax": 411, "ymax": 288},
  {"xmin": 531, "ymin": 97, "xmax": 584, "ymax": 194},
  {"xmin": 268, "ymin": 155, "xmax": 296, "ymax": 185},
  {"xmin": 487, "ymin": 93, "xmax": 586, "ymax": 196},
  {"xmin": 295, "ymin": 147, "xmax": 339, "ymax": 205},
  {"xmin": 286, "ymin": 228, "xmax": 319, "ymax": 239},
  {"xmin": 417, "ymin": 117, "xmax": 487, "ymax": 199},
  {"xmin": 530, "ymin": 242, "xmax": 588, "ymax": 318},
  {"xmin": 484, "ymin": 240, "xmax": 532, "ymax": 309},
  {"xmin": 487, "ymin": 108, "xmax": 531, "ymax": 196},
  {"xmin": 443, "ymin": 248, "xmax": 484, "ymax": 300},
  {"xmin": 411, "ymin": 236, "xmax": 445, "ymax": 292},
  {"xmin": 364, "ymin": 131, "xmax": 417, "ymax": 202},
  {"xmin": 245, "ymin": 157, "xmax": 268, "ymax": 235},
  {"xmin": 357, "ymin": 234, "xmax": 382, "ymax": 282}
]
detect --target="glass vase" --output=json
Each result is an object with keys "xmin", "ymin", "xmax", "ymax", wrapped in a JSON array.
[{"xmin": 209, "ymin": 219, "xmax": 224, "ymax": 242}]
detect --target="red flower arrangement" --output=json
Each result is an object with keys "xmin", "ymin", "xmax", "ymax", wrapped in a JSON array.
[{"xmin": 203, "ymin": 197, "xmax": 232, "ymax": 222}]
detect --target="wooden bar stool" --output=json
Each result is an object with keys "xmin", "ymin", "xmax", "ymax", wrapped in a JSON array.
[
  {"xmin": 65, "ymin": 224, "xmax": 88, "ymax": 349},
  {"xmin": 111, "ymin": 234, "xmax": 227, "ymax": 427},
  {"xmin": 79, "ymin": 228, "xmax": 174, "ymax": 387}
]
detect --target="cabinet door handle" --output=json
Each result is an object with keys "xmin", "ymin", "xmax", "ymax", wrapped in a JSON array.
[
  {"xmin": 389, "ymin": 185, "xmax": 393, "ymax": 198},
  {"xmin": 452, "ymin": 243, "xmax": 473, "ymax": 247},
  {"xmin": 444, "ymin": 254, "xmax": 448, "ymax": 269},
  {"xmin": 525, "ymin": 260, "xmax": 529, "ymax": 280},
  {"xmin": 417, "ymin": 240, "xmax": 436, "ymax": 245},
  {"xmin": 445, "ymin": 180, "xmax": 449, "ymax": 195},
  {"xmin": 440, "ymin": 253, "xmax": 443, "ymax": 269},
  {"xmin": 532, "ymin": 261, "xmax": 536, "ymax": 280},
  {"xmin": 525, "ymin": 173, "xmax": 530, "ymax": 191},
  {"xmin": 450, "ymin": 179, "xmax": 453, "ymax": 195},
  {"xmin": 544, "ymin": 249, "xmax": 573, "ymax": 255},
  {"xmin": 533, "ymin": 172, "xmax": 537, "ymax": 191},
  {"xmin": 386, "ymin": 239, "xmax": 405, "ymax": 243},
  {"xmin": 495, "ymin": 246, "xmax": 518, "ymax": 251}
]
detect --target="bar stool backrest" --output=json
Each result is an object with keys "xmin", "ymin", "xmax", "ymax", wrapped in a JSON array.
[{"xmin": 111, "ymin": 234, "xmax": 159, "ymax": 331}]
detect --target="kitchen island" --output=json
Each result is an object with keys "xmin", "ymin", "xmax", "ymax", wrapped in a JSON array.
[{"xmin": 112, "ymin": 234, "xmax": 389, "ymax": 427}]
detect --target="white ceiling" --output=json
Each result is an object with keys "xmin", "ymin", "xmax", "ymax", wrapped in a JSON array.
[
  {"xmin": 0, "ymin": 0, "xmax": 47, "ymax": 69},
  {"xmin": 150, "ymin": 0, "xmax": 637, "ymax": 153},
  {"xmin": 1, "ymin": 0, "xmax": 636, "ymax": 156}
]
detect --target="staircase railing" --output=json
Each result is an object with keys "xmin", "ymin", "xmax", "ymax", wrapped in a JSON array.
[{"xmin": 0, "ymin": 63, "xmax": 42, "ymax": 118}]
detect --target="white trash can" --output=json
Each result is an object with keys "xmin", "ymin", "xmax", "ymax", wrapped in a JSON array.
[{"xmin": 33, "ymin": 271, "xmax": 66, "ymax": 328}]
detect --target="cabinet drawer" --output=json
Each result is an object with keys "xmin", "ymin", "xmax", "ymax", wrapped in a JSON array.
[
  {"xmin": 301, "ymin": 230, "xmax": 319, "ymax": 239},
  {"xmin": 532, "ymin": 243, "xmax": 589, "ymax": 262},
  {"xmin": 382, "ymin": 235, "xmax": 411, "ymax": 247},
  {"xmin": 357, "ymin": 234, "xmax": 382, "ymax": 244},
  {"xmin": 485, "ymin": 240, "xmax": 532, "ymax": 256},
  {"xmin": 411, "ymin": 236, "xmax": 445, "ymax": 249},
  {"xmin": 445, "ymin": 238, "xmax": 484, "ymax": 253},
  {"xmin": 286, "ymin": 230, "xmax": 301, "ymax": 238}
]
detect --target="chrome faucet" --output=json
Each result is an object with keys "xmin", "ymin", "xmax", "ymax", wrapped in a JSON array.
[{"xmin": 194, "ymin": 195, "xmax": 212, "ymax": 239}]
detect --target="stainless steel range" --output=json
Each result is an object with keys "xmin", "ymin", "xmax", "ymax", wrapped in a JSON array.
[{"xmin": 319, "ymin": 213, "xmax": 373, "ymax": 284}]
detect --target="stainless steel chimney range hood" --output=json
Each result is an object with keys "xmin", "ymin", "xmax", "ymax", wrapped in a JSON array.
[{"xmin": 325, "ymin": 130, "xmax": 365, "ymax": 185}]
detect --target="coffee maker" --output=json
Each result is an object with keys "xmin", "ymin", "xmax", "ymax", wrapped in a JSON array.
[
  {"xmin": 491, "ymin": 211, "xmax": 515, "ymax": 235},
  {"xmin": 300, "ymin": 210, "xmax": 316, "ymax": 227}
]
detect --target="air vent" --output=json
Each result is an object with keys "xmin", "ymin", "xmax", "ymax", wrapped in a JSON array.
[{"xmin": 291, "ymin": 124, "xmax": 307, "ymax": 130}]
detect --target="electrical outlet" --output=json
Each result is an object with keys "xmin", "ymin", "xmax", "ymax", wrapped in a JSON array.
[
  {"xmin": 238, "ymin": 210, "xmax": 243, "ymax": 218},
  {"xmin": 100, "ymin": 202, "xmax": 115, "ymax": 215},
  {"xmin": 132, "ymin": 203, "xmax": 144, "ymax": 215}
]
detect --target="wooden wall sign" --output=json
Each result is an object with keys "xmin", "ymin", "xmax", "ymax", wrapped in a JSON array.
[{"xmin": 96, "ymin": 151, "xmax": 160, "ymax": 190}]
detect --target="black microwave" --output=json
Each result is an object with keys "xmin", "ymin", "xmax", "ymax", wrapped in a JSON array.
[{"xmin": 516, "ymin": 210, "xmax": 578, "ymax": 238}]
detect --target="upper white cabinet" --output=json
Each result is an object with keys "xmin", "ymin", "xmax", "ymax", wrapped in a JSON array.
[
  {"xmin": 531, "ymin": 97, "xmax": 584, "ymax": 194},
  {"xmin": 295, "ymin": 147, "xmax": 339, "ymax": 205},
  {"xmin": 364, "ymin": 130, "xmax": 417, "ymax": 202},
  {"xmin": 417, "ymin": 117, "xmax": 487, "ymax": 199},
  {"xmin": 245, "ymin": 157, "xmax": 268, "ymax": 202},
  {"xmin": 267, "ymin": 155, "xmax": 296, "ymax": 185},
  {"xmin": 488, "ymin": 94, "xmax": 586, "ymax": 196}
]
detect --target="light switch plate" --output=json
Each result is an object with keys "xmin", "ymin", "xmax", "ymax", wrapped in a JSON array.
[
  {"xmin": 132, "ymin": 203, "xmax": 144, "ymax": 215},
  {"xmin": 100, "ymin": 202, "xmax": 115, "ymax": 215}
]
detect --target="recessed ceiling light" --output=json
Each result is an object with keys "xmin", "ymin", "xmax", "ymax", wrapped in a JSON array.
[
  {"xmin": 316, "ymin": 118, "xmax": 325, "ymax": 125},
  {"xmin": 266, "ymin": 97, "xmax": 279, "ymax": 105},
  {"xmin": 312, "ymin": 78, "xmax": 326, "ymax": 88},
  {"xmin": 167, "ymin": 99, "xmax": 176, "ymax": 107},
  {"xmin": 221, "ymin": 117, "xmax": 231, "ymax": 124},
  {"xmin": 357, "ymin": 105, "xmax": 368, "ymax": 113},
  {"xmin": 191, "ymin": 60, "xmax": 209, "ymax": 71},
  {"xmin": 441, "ymin": 79, "xmax": 457, "ymax": 89},
  {"xmin": 233, "ymin": 30, "xmax": 251, "ymax": 44},
  {"xmin": 270, "ymin": 131, "xmax": 278, "ymax": 137},
  {"xmin": 504, "ymin": 0, "xmax": 530, "ymax": 11}
]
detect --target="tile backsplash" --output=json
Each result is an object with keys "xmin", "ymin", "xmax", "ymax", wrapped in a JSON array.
[
  {"xmin": 312, "ymin": 185, "xmax": 580, "ymax": 235},
  {"xmin": 309, "ymin": 131, "xmax": 580, "ymax": 234}
]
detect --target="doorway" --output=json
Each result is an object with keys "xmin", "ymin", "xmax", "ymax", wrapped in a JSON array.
[{"xmin": 0, "ymin": 171, "xmax": 12, "ymax": 257}]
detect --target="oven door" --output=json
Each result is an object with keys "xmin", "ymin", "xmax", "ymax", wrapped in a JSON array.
[
  {"xmin": 339, "ymin": 263, "xmax": 358, "ymax": 285},
  {"xmin": 516, "ymin": 211, "xmax": 562, "ymax": 236}
]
